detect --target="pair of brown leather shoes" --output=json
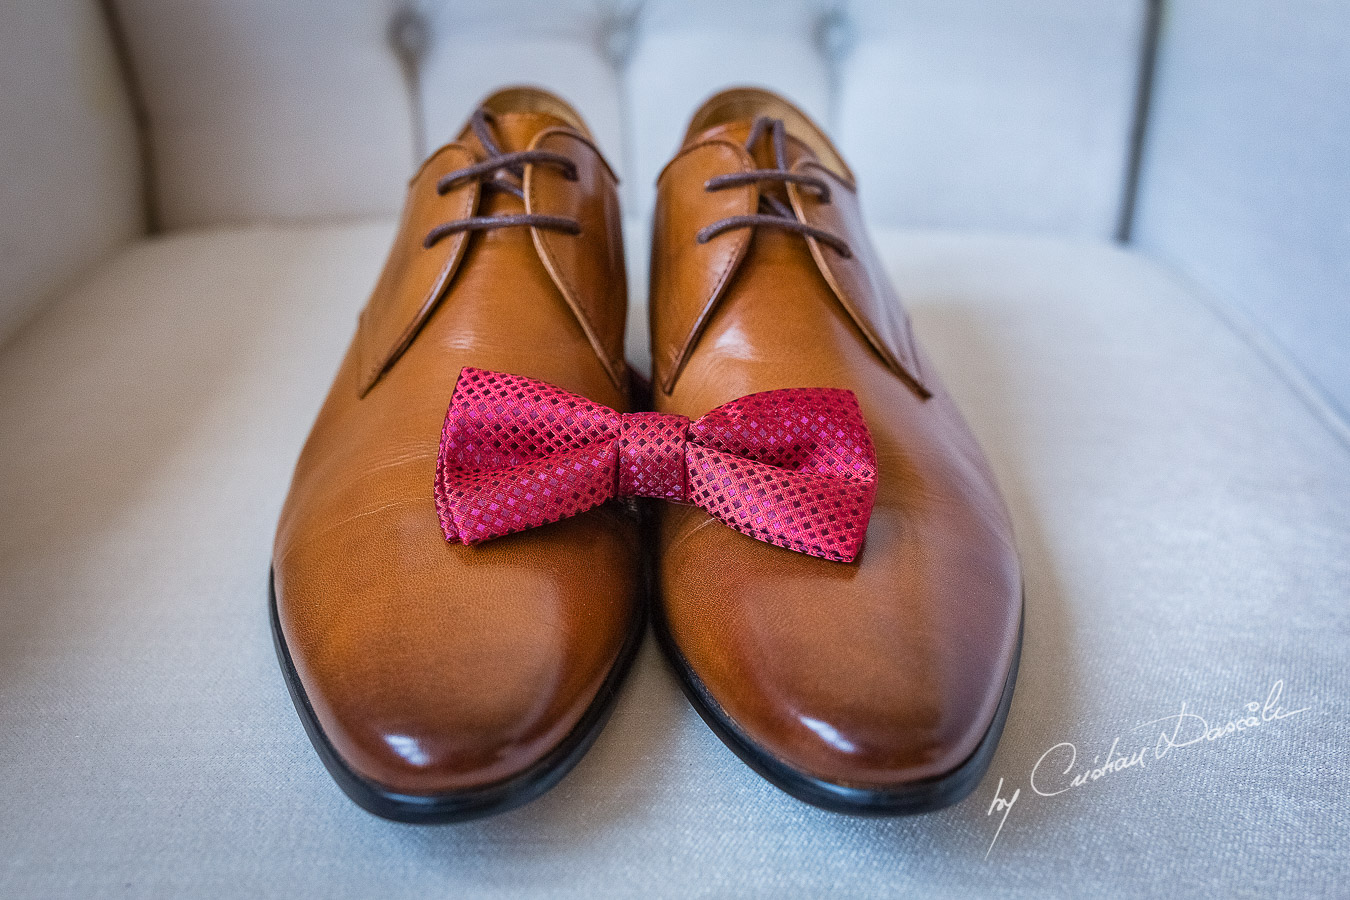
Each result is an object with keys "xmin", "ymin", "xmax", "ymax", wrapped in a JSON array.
[{"xmin": 272, "ymin": 86, "xmax": 1023, "ymax": 823}]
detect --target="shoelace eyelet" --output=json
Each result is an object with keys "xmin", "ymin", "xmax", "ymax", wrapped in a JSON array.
[
  {"xmin": 421, "ymin": 108, "xmax": 584, "ymax": 249},
  {"xmin": 696, "ymin": 117, "xmax": 852, "ymax": 258}
]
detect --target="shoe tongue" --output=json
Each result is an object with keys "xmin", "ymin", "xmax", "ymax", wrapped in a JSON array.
[
  {"xmin": 461, "ymin": 110, "xmax": 573, "ymax": 217},
  {"xmin": 687, "ymin": 119, "xmax": 822, "ymax": 214},
  {"xmin": 463, "ymin": 111, "xmax": 572, "ymax": 157},
  {"xmin": 686, "ymin": 119, "xmax": 820, "ymax": 171}
]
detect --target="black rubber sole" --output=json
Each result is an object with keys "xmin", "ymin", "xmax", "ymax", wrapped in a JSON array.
[
  {"xmin": 653, "ymin": 596, "xmax": 1024, "ymax": 816},
  {"xmin": 269, "ymin": 569, "xmax": 646, "ymax": 824}
]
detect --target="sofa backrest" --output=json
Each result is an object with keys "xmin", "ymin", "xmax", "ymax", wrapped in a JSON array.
[
  {"xmin": 0, "ymin": 0, "xmax": 143, "ymax": 344},
  {"xmin": 1132, "ymin": 0, "xmax": 1350, "ymax": 424},
  {"xmin": 6, "ymin": 1, "xmax": 1347, "ymax": 429},
  {"xmin": 107, "ymin": 0, "xmax": 1153, "ymax": 237}
]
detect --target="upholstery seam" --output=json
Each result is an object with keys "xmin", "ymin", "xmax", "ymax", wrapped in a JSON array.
[
  {"xmin": 1156, "ymin": 258, "xmax": 1350, "ymax": 457},
  {"xmin": 95, "ymin": 0, "xmax": 158, "ymax": 234},
  {"xmin": 386, "ymin": 6, "xmax": 429, "ymax": 164},
  {"xmin": 1117, "ymin": 0, "xmax": 1164, "ymax": 242}
]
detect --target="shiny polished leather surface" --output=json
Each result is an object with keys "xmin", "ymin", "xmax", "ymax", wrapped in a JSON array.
[
  {"xmin": 650, "ymin": 89, "xmax": 1023, "ymax": 789},
  {"xmin": 273, "ymin": 88, "xmax": 639, "ymax": 796}
]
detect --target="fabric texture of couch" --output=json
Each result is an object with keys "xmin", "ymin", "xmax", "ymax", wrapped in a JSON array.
[{"xmin": 1, "ymin": 1, "xmax": 1347, "ymax": 897}]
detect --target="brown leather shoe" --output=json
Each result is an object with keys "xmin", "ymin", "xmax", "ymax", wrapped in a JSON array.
[
  {"xmin": 271, "ymin": 88, "xmax": 642, "ymax": 822},
  {"xmin": 648, "ymin": 88, "xmax": 1023, "ymax": 814}
]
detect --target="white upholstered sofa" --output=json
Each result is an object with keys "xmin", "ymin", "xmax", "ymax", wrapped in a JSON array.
[{"xmin": 2, "ymin": 1, "xmax": 1347, "ymax": 896}]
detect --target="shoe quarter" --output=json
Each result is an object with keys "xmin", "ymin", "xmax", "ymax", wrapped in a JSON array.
[
  {"xmin": 356, "ymin": 143, "xmax": 480, "ymax": 397},
  {"xmin": 650, "ymin": 139, "xmax": 759, "ymax": 394},
  {"xmin": 526, "ymin": 128, "xmax": 628, "ymax": 390},
  {"xmin": 789, "ymin": 161, "xmax": 928, "ymax": 398}
]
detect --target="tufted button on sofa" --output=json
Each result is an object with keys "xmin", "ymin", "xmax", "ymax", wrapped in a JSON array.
[{"xmin": 1, "ymin": 1, "xmax": 1347, "ymax": 896}]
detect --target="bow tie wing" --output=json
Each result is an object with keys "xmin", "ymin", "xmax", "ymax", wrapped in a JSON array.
[
  {"xmin": 435, "ymin": 368, "xmax": 622, "ymax": 543},
  {"xmin": 685, "ymin": 388, "xmax": 878, "ymax": 562},
  {"xmin": 433, "ymin": 371, "xmax": 877, "ymax": 561}
]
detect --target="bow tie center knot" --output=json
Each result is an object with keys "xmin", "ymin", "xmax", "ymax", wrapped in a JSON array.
[{"xmin": 617, "ymin": 411, "xmax": 690, "ymax": 500}]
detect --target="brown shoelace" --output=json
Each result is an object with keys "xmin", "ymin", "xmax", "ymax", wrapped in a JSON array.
[
  {"xmin": 423, "ymin": 108, "xmax": 582, "ymax": 249},
  {"xmin": 696, "ymin": 116, "xmax": 852, "ymax": 258}
]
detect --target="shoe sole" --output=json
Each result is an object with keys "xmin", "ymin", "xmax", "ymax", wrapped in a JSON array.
[
  {"xmin": 653, "ymin": 594, "xmax": 1023, "ymax": 815},
  {"xmin": 269, "ymin": 568, "xmax": 646, "ymax": 824}
]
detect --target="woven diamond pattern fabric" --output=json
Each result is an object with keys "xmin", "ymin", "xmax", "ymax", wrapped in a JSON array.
[
  {"xmin": 685, "ymin": 388, "xmax": 879, "ymax": 561},
  {"xmin": 435, "ymin": 368, "xmax": 878, "ymax": 561},
  {"xmin": 617, "ymin": 412, "xmax": 690, "ymax": 500}
]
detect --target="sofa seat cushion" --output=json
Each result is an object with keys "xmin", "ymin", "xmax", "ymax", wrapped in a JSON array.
[{"xmin": 0, "ymin": 224, "xmax": 1345, "ymax": 896}]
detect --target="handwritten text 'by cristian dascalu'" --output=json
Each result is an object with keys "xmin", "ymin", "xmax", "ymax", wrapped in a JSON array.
[{"xmin": 983, "ymin": 679, "xmax": 1312, "ymax": 858}]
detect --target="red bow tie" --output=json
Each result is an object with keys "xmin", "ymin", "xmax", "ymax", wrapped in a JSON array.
[{"xmin": 435, "ymin": 368, "xmax": 878, "ymax": 562}]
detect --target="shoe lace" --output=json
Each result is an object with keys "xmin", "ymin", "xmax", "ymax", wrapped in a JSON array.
[
  {"xmin": 423, "ymin": 108, "xmax": 582, "ymax": 249},
  {"xmin": 696, "ymin": 116, "xmax": 852, "ymax": 258}
]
